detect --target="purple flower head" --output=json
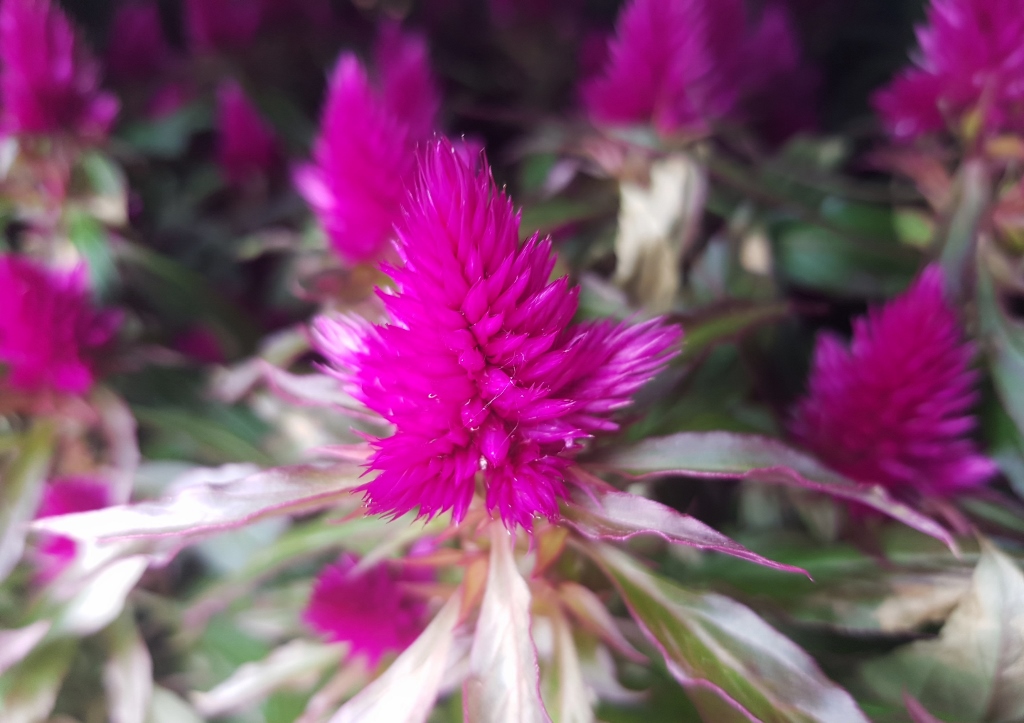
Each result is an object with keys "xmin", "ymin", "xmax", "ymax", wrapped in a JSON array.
[
  {"xmin": 0, "ymin": 0, "xmax": 119, "ymax": 138},
  {"xmin": 34, "ymin": 477, "xmax": 110, "ymax": 583},
  {"xmin": 314, "ymin": 140, "xmax": 681, "ymax": 529},
  {"xmin": 792, "ymin": 265, "xmax": 997, "ymax": 497},
  {"xmin": 0, "ymin": 256, "xmax": 121, "ymax": 395},
  {"xmin": 104, "ymin": 3, "xmax": 172, "ymax": 83},
  {"xmin": 216, "ymin": 81, "xmax": 280, "ymax": 186},
  {"xmin": 303, "ymin": 553, "xmax": 429, "ymax": 665},
  {"xmin": 873, "ymin": 0, "xmax": 1024, "ymax": 141},
  {"xmin": 184, "ymin": 0, "xmax": 262, "ymax": 53},
  {"xmin": 295, "ymin": 26, "xmax": 440, "ymax": 264},
  {"xmin": 582, "ymin": 0, "xmax": 813, "ymax": 138}
]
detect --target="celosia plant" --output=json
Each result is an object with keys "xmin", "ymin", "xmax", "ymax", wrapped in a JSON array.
[{"xmin": 3, "ymin": 3, "xmax": 1024, "ymax": 723}]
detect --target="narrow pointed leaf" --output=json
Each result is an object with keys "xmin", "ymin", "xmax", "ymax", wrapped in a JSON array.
[
  {"xmin": 562, "ymin": 475, "xmax": 806, "ymax": 576},
  {"xmin": 330, "ymin": 592, "xmax": 461, "ymax": 723},
  {"xmin": 0, "ymin": 623, "xmax": 50, "ymax": 677},
  {"xmin": 591, "ymin": 543, "xmax": 870, "ymax": 723},
  {"xmin": 193, "ymin": 640, "xmax": 343, "ymax": 717},
  {"xmin": 0, "ymin": 422, "xmax": 54, "ymax": 584},
  {"xmin": 464, "ymin": 525, "xmax": 551, "ymax": 723},
  {"xmin": 32, "ymin": 463, "xmax": 362, "ymax": 545},
  {"xmin": 103, "ymin": 609, "xmax": 153, "ymax": 723},
  {"xmin": 591, "ymin": 432, "xmax": 955, "ymax": 549},
  {"xmin": 0, "ymin": 639, "xmax": 76, "ymax": 723}
]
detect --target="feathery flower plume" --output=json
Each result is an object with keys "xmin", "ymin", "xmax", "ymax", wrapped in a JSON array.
[
  {"xmin": 184, "ymin": 0, "xmax": 262, "ymax": 53},
  {"xmin": 104, "ymin": 3, "xmax": 172, "ymax": 83},
  {"xmin": 0, "ymin": 0, "xmax": 119, "ymax": 138},
  {"xmin": 216, "ymin": 81, "xmax": 280, "ymax": 186},
  {"xmin": 304, "ymin": 553, "xmax": 429, "ymax": 665},
  {"xmin": 314, "ymin": 140, "xmax": 681, "ymax": 529},
  {"xmin": 582, "ymin": 0, "xmax": 810, "ymax": 136},
  {"xmin": 792, "ymin": 265, "xmax": 997, "ymax": 496},
  {"xmin": 873, "ymin": 0, "xmax": 1024, "ymax": 141},
  {"xmin": 0, "ymin": 256, "xmax": 121, "ymax": 395},
  {"xmin": 34, "ymin": 478, "xmax": 110, "ymax": 583},
  {"xmin": 294, "ymin": 27, "xmax": 439, "ymax": 264}
]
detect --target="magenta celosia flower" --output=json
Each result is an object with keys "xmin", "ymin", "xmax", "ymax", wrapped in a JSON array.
[
  {"xmin": 582, "ymin": 0, "xmax": 810, "ymax": 136},
  {"xmin": 792, "ymin": 265, "xmax": 997, "ymax": 496},
  {"xmin": 184, "ymin": 0, "xmax": 262, "ymax": 53},
  {"xmin": 304, "ymin": 553, "xmax": 429, "ymax": 665},
  {"xmin": 216, "ymin": 81, "xmax": 280, "ymax": 186},
  {"xmin": 0, "ymin": 0, "xmax": 119, "ymax": 138},
  {"xmin": 294, "ymin": 26, "xmax": 439, "ymax": 264},
  {"xmin": 0, "ymin": 256, "xmax": 121, "ymax": 394},
  {"xmin": 873, "ymin": 0, "xmax": 1024, "ymax": 141},
  {"xmin": 314, "ymin": 140, "xmax": 681, "ymax": 529},
  {"xmin": 34, "ymin": 478, "xmax": 110, "ymax": 583},
  {"xmin": 104, "ymin": 3, "xmax": 172, "ymax": 83}
]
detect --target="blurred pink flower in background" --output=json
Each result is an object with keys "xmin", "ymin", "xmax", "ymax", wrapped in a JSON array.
[
  {"xmin": 792, "ymin": 265, "xmax": 998, "ymax": 497},
  {"xmin": 294, "ymin": 26, "xmax": 440, "ymax": 265},
  {"xmin": 216, "ymin": 81, "xmax": 280, "ymax": 186},
  {"xmin": 304, "ymin": 553, "xmax": 429, "ymax": 665},
  {"xmin": 314, "ymin": 140, "xmax": 680, "ymax": 529},
  {"xmin": 33, "ymin": 478, "xmax": 111, "ymax": 583},
  {"xmin": 184, "ymin": 0, "xmax": 262, "ymax": 53},
  {"xmin": 0, "ymin": 0, "xmax": 119, "ymax": 138},
  {"xmin": 874, "ymin": 0, "xmax": 1024, "ymax": 141},
  {"xmin": 104, "ymin": 2, "xmax": 172, "ymax": 83},
  {"xmin": 582, "ymin": 0, "xmax": 811, "ymax": 137},
  {"xmin": 0, "ymin": 256, "xmax": 121, "ymax": 395}
]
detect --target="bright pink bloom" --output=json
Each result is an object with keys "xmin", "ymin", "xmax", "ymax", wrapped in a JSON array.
[
  {"xmin": 582, "ymin": 0, "xmax": 809, "ymax": 136},
  {"xmin": 314, "ymin": 140, "xmax": 681, "ymax": 529},
  {"xmin": 792, "ymin": 265, "xmax": 997, "ymax": 496},
  {"xmin": 873, "ymin": 0, "xmax": 1024, "ymax": 141},
  {"xmin": 34, "ymin": 478, "xmax": 110, "ymax": 583},
  {"xmin": 294, "ymin": 27, "xmax": 439, "ymax": 264},
  {"xmin": 304, "ymin": 553, "xmax": 428, "ymax": 665},
  {"xmin": 104, "ymin": 3, "xmax": 172, "ymax": 83},
  {"xmin": 0, "ymin": 0, "xmax": 119, "ymax": 137},
  {"xmin": 0, "ymin": 256, "xmax": 121, "ymax": 394},
  {"xmin": 216, "ymin": 81, "xmax": 280, "ymax": 186},
  {"xmin": 184, "ymin": 0, "xmax": 262, "ymax": 52}
]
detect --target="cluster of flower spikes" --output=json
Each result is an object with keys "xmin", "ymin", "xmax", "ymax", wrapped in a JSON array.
[
  {"xmin": 0, "ymin": 256, "xmax": 121, "ymax": 395},
  {"xmin": 315, "ymin": 139, "xmax": 681, "ymax": 530},
  {"xmin": 791, "ymin": 265, "xmax": 997, "ymax": 497},
  {"xmin": 0, "ymin": 0, "xmax": 118, "ymax": 138},
  {"xmin": 303, "ymin": 552, "xmax": 430, "ymax": 665},
  {"xmin": 216, "ymin": 81, "xmax": 280, "ymax": 186},
  {"xmin": 295, "ymin": 24, "xmax": 440, "ymax": 265},
  {"xmin": 874, "ymin": 0, "xmax": 1024, "ymax": 141},
  {"xmin": 581, "ymin": 0, "xmax": 807, "ymax": 136}
]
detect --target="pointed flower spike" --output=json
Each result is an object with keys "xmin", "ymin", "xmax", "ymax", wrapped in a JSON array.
[
  {"xmin": 314, "ymin": 139, "xmax": 681, "ymax": 529},
  {"xmin": 792, "ymin": 264, "xmax": 997, "ymax": 496},
  {"xmin": 0, "ymin": 0, "xmax": 119, "ymax": 138},
  {"xmin": 0, "ymin": 256, "xmax": 121, "ymax": 395}
]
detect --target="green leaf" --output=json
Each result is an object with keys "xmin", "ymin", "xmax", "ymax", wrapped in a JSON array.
[
  {"xmin": 0, "ymin": 639, "xmax": 76, "ymax": 723},
  {"xmin": 591, "ymin": 432, "xmax": 956, "ymax": 550},
  {"xmin": 591, "ymin": 544, "xmax": 869, "ymax": 723},
  {"xmin": 119, "ymin": 102, "xmax": 212, "ymax": 158},
  {"xmin": 978, "ymin": 261, "xmax": 1024, "ymax": 438},
  {"xmin": 66, "ymin": 209, "xmax": 118, "ymax": 296},
  {"xmin": 861, "ymin": 541, "xmax": 1024, "ymax": 722},
  {"xmin": 0, "ymin": 422, "xmax": 54, "ymax": 585}
]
